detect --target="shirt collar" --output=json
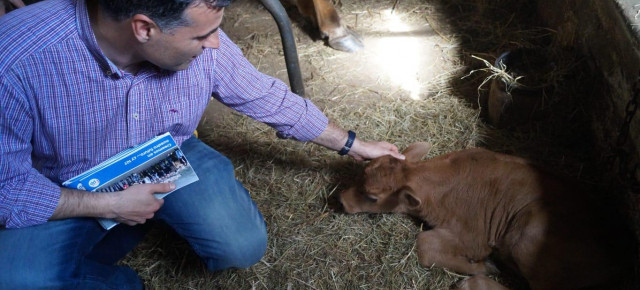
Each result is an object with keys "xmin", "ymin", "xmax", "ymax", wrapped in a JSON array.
[{"xmin": 75, "ymin": 0, "xmax": 123, "ymax": 78}]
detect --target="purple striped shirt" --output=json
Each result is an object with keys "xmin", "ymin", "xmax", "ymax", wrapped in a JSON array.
[{"xmin": 0, "ymin": 0, "xmax": 328, "ymax": 228}]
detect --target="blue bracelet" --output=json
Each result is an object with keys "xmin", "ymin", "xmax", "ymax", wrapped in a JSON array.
[{"xmin": 338, "ymin": 130, "xmax": 356, "ymax": 156}]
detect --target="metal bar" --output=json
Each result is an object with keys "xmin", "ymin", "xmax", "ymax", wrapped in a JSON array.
[{"xmin": 258, "ymin": 0, "xmax": 305, "ymax": 96}]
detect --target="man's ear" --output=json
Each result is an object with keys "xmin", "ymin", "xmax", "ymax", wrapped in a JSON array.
[
  {"xmin": 399, "ymin": 186, "xmax": 421, "ymax": 209},
  {"xmin": 402, "ymin": 142, "xmax": 431, "ymax": 163},
  {"xmin": 131, "ymin": 14, "xmax": 158, "ymax": 43}
]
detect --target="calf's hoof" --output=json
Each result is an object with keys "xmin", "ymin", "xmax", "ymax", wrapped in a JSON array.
[{"xmin": 327, "ymin": 27, "xmax": 364, "ymax": 52}]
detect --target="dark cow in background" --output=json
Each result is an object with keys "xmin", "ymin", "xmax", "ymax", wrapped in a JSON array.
[
  {"xmin": 288, "ymin": 0, "xmax": 363, "ymax": 52},
  {"xmin": 339, "ymin": 142, "xmax": 635, "ymax": 290}
]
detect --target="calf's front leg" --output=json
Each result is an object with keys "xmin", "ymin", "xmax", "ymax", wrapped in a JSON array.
[
  {"xmin": 454, "ymin": 275, "xmax": 510, "ymax": 290},
  {"xmin": 416, "ymin": 229, "xmax": 494, "ymax": 275}
]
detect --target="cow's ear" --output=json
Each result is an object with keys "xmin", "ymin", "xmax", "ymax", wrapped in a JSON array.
[
  {"xmin": 400, "ymin": 186, "xmax": 421, "ymax": 209},
  {"xmin": 402, "ymin": 142, "xmax": 431, "ymax": 163}
]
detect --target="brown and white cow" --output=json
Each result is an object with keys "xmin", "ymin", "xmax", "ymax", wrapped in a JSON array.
[
  {"xmin": 288, "ymin": 0, "xmax": 363, "ymax": 52},
  {"xmin": 339, "ymin": 142, "xmax": 635, "ymax": 290}
]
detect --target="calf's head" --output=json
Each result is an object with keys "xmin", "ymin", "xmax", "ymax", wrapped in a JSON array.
[{"xmin": 339, "ymin": 142, "xmax": 431, "ymax": 214}]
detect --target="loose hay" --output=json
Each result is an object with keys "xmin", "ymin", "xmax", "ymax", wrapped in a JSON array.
[
  {"xmin": 120, "ymin": 0, "xmax": 638, "ymax": 289},
  {"xmin": 124, "ymin": 93, "xmax": 482, "ymax": 289}
]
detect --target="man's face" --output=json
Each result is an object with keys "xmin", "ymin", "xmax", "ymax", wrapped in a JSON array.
[{"xmin": 143, "ymin": 4, "xmax": 224, "ymax": 71}]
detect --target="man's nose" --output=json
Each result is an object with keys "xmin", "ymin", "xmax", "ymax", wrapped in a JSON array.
[{"xmin": 202, "ymin": 30, "xmax": 220, "ymax": 49}]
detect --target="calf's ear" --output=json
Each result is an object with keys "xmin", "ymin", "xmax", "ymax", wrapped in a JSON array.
[
  {"xmin": 402, "ymin": 142, "xmax": 431, "ymax": 162},
  {"xmin": 399, "ymin": 186, "xmax": 421, "ymax": 209}
]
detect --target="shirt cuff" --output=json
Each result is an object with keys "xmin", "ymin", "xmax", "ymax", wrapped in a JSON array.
[
  {"xmin": 275, "ymin": 99, "xmax": 328, "ymax": 142},
  {"xmin": 2, "ymin": 171, "xmax": 60, "ymax": 228}
]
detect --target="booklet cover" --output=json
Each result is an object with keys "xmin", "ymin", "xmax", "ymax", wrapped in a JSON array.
[{"xmin": 62, "ymin": 132, "xmax": 199, "ymax": 230}]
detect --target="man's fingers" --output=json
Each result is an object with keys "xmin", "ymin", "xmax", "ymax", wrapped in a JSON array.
[
  {"xmin": 135, "ymin": 182, "xmax": 176, "ymax": 193},
  {"xmin": 120, "ymin": 214, "xmax": 152, "ymax": 225},
  {"xmin": 122, "ymin": 220, "xmax": 138, "ymax": 226},
  {"xmin": 153, "ymin": 182, "xmax": 176, "ymax": 193},
  {"xmin": 353, "ymin": 141, "xmax": 406, "ymax": 161},
  {"xmin": 112, "ymin": 183, "xmax": 169, "ymax": 225},
  {"xmin": 389, "ymin": 151, "xmax": 406, "ymax": 160}
]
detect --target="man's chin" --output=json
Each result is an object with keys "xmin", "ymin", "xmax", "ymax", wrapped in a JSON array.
[
  {"xmin": 175, "ymin": 62, "xmax": 193, "ymax": 71},
  {"xmin": 159, "ymin": 61, "xmax": 193, "ymax": 72}
]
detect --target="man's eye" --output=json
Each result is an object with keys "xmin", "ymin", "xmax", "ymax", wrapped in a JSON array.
[{"xmin": 365, "ymin": 195, "xmax": 378, "ymax": 203}]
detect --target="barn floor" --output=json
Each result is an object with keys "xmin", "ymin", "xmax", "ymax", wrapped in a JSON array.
[
  {"xmin": 202, "ymin": 0, "xmax": 461, "ymax": 121},
  {"xmin": 121, "ymin": 0, "xmax": 638, "ymax": 289}
]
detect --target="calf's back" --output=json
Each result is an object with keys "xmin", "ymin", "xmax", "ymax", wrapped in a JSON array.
[{"xmin": 339, "ymin": 144, "xmax": 635, "ymax": 289}]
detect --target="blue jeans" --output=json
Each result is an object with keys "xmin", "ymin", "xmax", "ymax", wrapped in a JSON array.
[{"xmin": 0, "ymin": 136, "xmax": 267, "ymax": 289}]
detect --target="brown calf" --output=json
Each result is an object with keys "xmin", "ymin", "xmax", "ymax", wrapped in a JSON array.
[
  {"xmin": 287, "ymin": 0, "xmax": 363, "ymax": 52},
  {"xmin": 339, "ymin": 143, "xmax": 635, "ymax": 289}
]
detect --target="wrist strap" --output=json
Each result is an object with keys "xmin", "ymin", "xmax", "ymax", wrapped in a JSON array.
[{"xmin": 338, "ymin": 130, "xmax": 356, "ymax": 156}]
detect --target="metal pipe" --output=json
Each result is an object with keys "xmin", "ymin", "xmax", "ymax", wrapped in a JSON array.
[{"xmin": 258, "ymin": 0, "xmax": 305, "ymax": 96}]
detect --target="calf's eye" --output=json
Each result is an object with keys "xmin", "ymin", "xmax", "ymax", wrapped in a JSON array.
[{"xmin": 365, "ymin": 195, "xmax": 378, "ymax": 203}]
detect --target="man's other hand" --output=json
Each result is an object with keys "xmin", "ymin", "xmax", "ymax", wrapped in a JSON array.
[{"xmin": 108, "ymin": 183, "xmax": 174, "ymax": 225}]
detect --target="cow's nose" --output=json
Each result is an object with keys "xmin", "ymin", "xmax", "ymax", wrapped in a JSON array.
[
  {"xmin": 336, "ymin": 187, "xmax": 362, "ymax": 213},
  {"xmin": 336, "ymin": 193, "xmax": 347, "ymax": 212},
  {"xmin": 327, "ymin": 191, "xmax": 346, "ymax": 212},
  {"xmin": 338, "ymin": 194, "xmax": 360, "ymax": 214},
  {"xmin": 336, "ymin": 197, "xmax": 346, "ymax": 212}
]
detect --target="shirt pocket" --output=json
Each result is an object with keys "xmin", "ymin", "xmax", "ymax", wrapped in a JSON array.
[{"xmin": 153, "ymin": 78, "xmax": 211, "ymax": 137}]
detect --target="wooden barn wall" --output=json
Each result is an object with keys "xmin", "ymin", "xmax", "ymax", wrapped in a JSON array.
[
  {"xmin": 531, "ymin": 0, "xmax": 640, "ymax": 285},
  {"xmin": 535, "ymin": 0, "xmax": 640, "ymax": 188}
]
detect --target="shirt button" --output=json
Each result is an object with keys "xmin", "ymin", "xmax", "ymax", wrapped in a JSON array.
[
  {"xmin": 133, "ymin": 113, "xmax": 139, "ymax": 120},
  {"xmin": 106, "ymin": 70, "xmax": 112, "ymax": 76}
]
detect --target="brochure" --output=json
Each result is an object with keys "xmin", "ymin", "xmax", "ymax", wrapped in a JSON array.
[{"xmin": 62, "ymin": 132, "xmax": 199, "ymax": 230}]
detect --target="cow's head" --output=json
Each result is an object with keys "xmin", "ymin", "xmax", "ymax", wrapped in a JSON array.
[{"xmin": 339, "ymin": 142, "xmax": 431, "ymax": 214}]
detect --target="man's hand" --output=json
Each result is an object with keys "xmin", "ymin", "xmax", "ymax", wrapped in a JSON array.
[
  {"xmin": 311, "ymin": 122, "xmax": 405, "ymax": 161},
  {"xmin": 346, "ymin": 139, "xmax": 404, "ymax": 162},
  {"xmin": 52, "ymin": 183, "xmax": 175, "ymax": 225},
  {"xmin": 108, "ymin": 183, "xmax": 173, "ymax": 225}
]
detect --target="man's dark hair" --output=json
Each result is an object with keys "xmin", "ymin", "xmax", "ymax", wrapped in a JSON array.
[{"xmin": 97, "ymin": 0, "xmax": 232, "ymax": 31}]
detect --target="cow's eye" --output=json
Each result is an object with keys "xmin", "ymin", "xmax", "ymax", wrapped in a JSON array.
[{"xmin": 365, "ymin": 195, "xmax": 378, "ymax": 203}]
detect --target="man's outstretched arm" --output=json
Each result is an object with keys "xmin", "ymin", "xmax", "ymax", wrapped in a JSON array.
[{"xmin": 311, "ymin": 122, "xmax": 405, "ymax": 161}]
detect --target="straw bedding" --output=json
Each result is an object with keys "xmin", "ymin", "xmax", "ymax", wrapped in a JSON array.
[{"xmin": 121, "ymin": 0, "xmax": 638, "ymax": 289}]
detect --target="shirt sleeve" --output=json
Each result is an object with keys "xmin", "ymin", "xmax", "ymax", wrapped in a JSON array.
[
  {"xmin": 0, "ymin": 76, "xmax": 61, "ymax": 228},
  {"xmin": 210, "ymin": 30, "xmax": 328, "ymax": 142}
]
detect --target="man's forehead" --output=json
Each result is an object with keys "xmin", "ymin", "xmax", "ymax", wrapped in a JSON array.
[
  {"xmin": 183, "ymin": 3, "xmax": 224, "ymax": 25},
  {"xmin": 179, "ymin": 4, "xmax": 224, "ymax": 34}
]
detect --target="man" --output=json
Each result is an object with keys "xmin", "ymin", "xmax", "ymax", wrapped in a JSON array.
[{"xmin": 0, "ymin": 0, "xmax": 404, "ymax": 288}]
